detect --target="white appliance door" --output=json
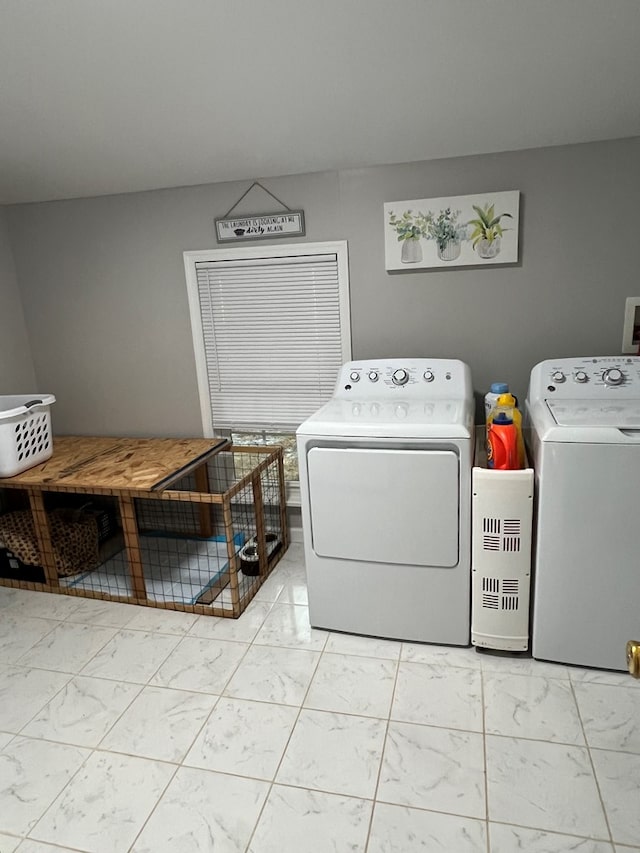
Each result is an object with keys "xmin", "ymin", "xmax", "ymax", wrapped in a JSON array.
[
  {"xmin": 533, "ymin": 441, "xmax": 640, "ymax": 670},
  {"xmin": 307, "ymin": 447, "xmax": 459, "ymax": 567}
]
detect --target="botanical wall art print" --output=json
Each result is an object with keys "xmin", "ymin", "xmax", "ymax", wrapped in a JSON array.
[{"xmin": 384, "ymin": 190, "xmax": 519, "ymax": 270}]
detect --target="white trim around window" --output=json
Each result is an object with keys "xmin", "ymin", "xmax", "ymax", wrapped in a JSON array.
[{"xmin": 183, "ymin": 240, "xmax": 352, "ymax": 439}]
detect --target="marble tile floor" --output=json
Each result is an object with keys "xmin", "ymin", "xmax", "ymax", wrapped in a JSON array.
[{"xmin": 0, "ymin": 543, "xmax": 639, "ymax": 852}]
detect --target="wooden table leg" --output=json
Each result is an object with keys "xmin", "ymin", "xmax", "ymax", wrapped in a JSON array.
[
  {"xmin": 28, "ymin": 489, "xmax": 59, "ymax": 588},
  {"xmin": 276, "ymin": 448, "xmax": 289, "ymax": 550},
  {"xmin": 251, "ymin": 471, "xmax": 267, "ymax": 576},
  {"xmin": 194, "ymin": 463, "xmax": 213, "ymax": 538},
  {"xmin": 222, "ymin": 496, "xmax": 241, "ymax": 616},
  {"xmin": 118, "ymin": 494, "xmax": 147, "ymax": 601}
]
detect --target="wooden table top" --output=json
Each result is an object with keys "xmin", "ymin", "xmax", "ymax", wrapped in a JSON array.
[{"xmin": 0, "ymin": 435, "xmax": 229, "ymax": 492}]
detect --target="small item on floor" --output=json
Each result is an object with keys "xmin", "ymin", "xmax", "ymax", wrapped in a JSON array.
[{"xmin": 239, "ymin": 532, "xmax": 281, "ymax": 576}]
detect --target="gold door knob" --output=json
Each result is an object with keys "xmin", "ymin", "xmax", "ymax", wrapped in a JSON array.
[{"xmin": 627, "ymin": 641, "xmax": 640, "ymax": 678}]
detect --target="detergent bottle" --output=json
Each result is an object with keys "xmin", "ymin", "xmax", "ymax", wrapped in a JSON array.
[
  {"xmin": 486, "ymin": 392, "xmax": 525, "ymax": 468},
  {"xmin": 484, "ymin": 382, "xmax": 509, "ymax": 422},
  {"xmin": 487, "ymin": 407, "xmax": 518, "ymax": 470}
]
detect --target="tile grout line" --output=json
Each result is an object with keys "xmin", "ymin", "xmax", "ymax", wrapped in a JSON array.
[
  {"xmin": 123, "ymin": 757, "xmax": 182, "ymax": 853},
  {"xmin": 9, "ymin": 669, "xmax": 75, "ymax": 741},
  {"xmin": 482, "ymin": 816, "xmax": 616, "ymax": 846},
  {"xmin": 10, "ymin": 593, "xmax": 267, "ymax": 850},
  {"xmin": 126, "ymin": 588, "xmax": 280, "ymax": 852},
  {"xmin": 5, "ymin": 571, "xmax": 637, "ymax": 851},
  {"xmin": 360, "ymin": 643, "xmax": 403, "ymax": 853},
  {"xmin": 568, "ymin": 676, "xmax": 616, "ymax": 848},
  {"xmin": 8, "ymin": 615, "xmax": 67, "ymax": 668},
  {"xmin": 480, "ymin": 666, "xmax": 491, "ymax": 853},
  {"xmin": 241, "ymin": 625, "xmax": 330, "ymax": 853},
  {"xmin": 24, "ymin": 729, "xmax": 101, "ymax": 847}
]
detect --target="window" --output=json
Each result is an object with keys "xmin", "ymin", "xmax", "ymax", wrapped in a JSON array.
[{"xmin": 184, "ymin": 241, "xmax": 351, "ymax": 500}]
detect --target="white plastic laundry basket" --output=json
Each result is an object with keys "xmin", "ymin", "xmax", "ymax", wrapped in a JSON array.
[{"xmin": 0, "ymin": 395, "xmax": 56, "ymax": 477}]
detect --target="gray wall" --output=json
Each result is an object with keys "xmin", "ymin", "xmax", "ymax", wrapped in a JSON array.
[
  {"xmin": 5, "ymin": 137, "xmax": 639, "ymax": 434},
  {"xmin": 340, "ymin": 139, "xmax": 639, "ymax": 413},
  {"xmin": 6, "ymin": 172, "xmax": 341, "ymax": 435},
  {"xmin": 0, "ymin": 207, "xmax": 36, "ymax": 393}
]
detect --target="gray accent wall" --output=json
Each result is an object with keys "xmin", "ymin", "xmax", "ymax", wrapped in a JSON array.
[
  {"xmin": 5, "ymin": 137, "xmax": 639, "ymax": 434},
  {"xmin": 0, "ymin": 207, "xmax": 36, "ymax": 393},
  {"xmin": 340, "ymin": 138, "xmax": 639, "ymax": 414}
]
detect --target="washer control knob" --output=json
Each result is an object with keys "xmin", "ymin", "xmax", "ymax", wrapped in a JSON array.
[
  {"xmin": 551, "ymin": 371, "xmax": 566, "ymax": 383},
  {"xmin": 392, "ymin": 368, "xmax": 409, "ymax": 386},
  {"xmin": 574, "ymin": 371, "xmax": 588, "ymax": 383},
  {"xmin": 423, "ymin": 370, "xmax": 435, "ymax": 382},
  {"xmin": 368, "ymin": 371, "xmax": 379, "ymax": 382},
  {"xmin": 349, "ymin": 371, "xmax": 360, "ymax": 382},
  {"xmin": 603, "ymin": 368, "xmax": 624, "ymax": 386}
]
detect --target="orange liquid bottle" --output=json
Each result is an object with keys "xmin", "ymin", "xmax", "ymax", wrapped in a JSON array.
[{"xmin": 487, "ymin": 411, "xmax": 518, "ymax": 470}]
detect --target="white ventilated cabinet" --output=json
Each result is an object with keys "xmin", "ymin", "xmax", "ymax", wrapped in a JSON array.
[{"xmin": 471, "ymin": 430, "xmax": 533, "ymax": 651}]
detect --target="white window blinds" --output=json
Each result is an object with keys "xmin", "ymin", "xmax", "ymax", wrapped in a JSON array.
[{"xmin": 193, "ymin": 250, "xmax": 348, "ymax": 432}]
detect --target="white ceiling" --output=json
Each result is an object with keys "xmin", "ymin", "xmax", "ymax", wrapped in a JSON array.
[{"xmin": 1, "ymin": 0, "xmax": 639, "ymax": 205}]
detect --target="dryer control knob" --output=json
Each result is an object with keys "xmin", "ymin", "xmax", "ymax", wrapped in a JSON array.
[
  {"xmin": 574, "ymin": 371, "xmax": 588, "ymax": 383},
  {"xmin": 368, "ymin": 371, "xmax": 379, "ymax": 382},
  {"xmin": 551, "ymin": 371, "xmax": 566, "ymax": 383},
  {"xmin": 392, "ymin": 369, "xmax": 409, "ymax": 386},
  {"xmin": 603, "ymin": 368, "xmax": 624, "ymax": 386},
  {"xmin": 423, "ymin": 370, "xmax": 435, "ymax": 382},
  {"xmin": 349, "ymin": 371, "xmax": 360, "ymax": 382}
]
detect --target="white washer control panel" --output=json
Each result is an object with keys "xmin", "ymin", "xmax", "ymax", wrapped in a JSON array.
[
  {"xmin": 528, "ymin": 356, "xmax": 640, "ymax": 401},
  {"xmin": 335, "ymin": 359, "xmax": 472, "ymax": 400}
]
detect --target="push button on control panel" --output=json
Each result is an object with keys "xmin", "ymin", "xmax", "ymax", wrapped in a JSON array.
[{"xmin": 395, "ymin": 403, "xmax": 408, "ymax": 418}]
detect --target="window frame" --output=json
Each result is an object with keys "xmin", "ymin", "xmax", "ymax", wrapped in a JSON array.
[{"xmin": 183, "ymin": 240, "xmax": 352, "ymax": 504}]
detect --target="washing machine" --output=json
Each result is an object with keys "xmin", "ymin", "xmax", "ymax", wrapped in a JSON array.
[
  {"xmin": 296, "ymin": 358, "xmax": 474, "ymax": 645},
  {"xmin": 526, "ymin": 355, "xmax": 640, "ymax": 670}
]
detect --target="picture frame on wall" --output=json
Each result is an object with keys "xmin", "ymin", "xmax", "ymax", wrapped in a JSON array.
[
  {"xmin": 384, "ymin": 190, "xmax": 520, "ymax": 271},
  {"xmin": 621, "ymin": 296, "xmax": 640, "ymax": 354}
]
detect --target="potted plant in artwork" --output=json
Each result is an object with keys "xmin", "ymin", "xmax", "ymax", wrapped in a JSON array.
[
  {"xmin": 388, "ymin": 210, "xmax": 426, "ymax": 264},
  {"xmin": 468, "ymin": 202, "xmax": 512, "ymax": 259},
  {"xmin": 424, "ymin": 208, "xmax": 466, "ymax": 262}
]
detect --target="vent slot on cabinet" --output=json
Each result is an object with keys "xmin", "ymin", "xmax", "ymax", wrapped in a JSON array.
[
  {"xmin": 483, "ymin": 517, "xmax": 501, "ymax": 534},
  {"xmin": 482, "ymin": 517, "xmax": 522, "ymax": 553},
  {"xmin": 480, "ymin": 578, "xmax": 520, "ymax": 611}
]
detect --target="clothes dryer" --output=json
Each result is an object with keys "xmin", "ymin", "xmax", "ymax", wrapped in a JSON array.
[
  {"xmin": 526, "ymin": 356, "xmax": 640, "ymax": 670},
  {"xmin": 297, "ymin": 359, "xmax": 474, "ymax": 644}
]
